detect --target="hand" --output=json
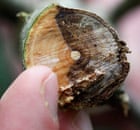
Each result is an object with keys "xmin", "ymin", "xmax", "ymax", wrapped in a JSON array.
[{"xmin": 0, "ymin": 66, "xmax": 93, "ymax": 130}]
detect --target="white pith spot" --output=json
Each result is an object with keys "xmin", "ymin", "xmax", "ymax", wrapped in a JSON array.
[{"xmin": 71, "ymin": 50, "xmax": 81, "ymax": 61}]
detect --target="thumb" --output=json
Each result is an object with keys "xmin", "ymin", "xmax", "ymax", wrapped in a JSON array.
[{"xmin": 0, "ymin": 66, "xmax": 59, "ymax": 130}]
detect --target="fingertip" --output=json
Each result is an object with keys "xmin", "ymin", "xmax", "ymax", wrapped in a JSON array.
[
  {"xmin": 14, "ymin": 65, "xmax": 53, "ymax": 86},
  {"xmin": 0, "ymin": 65, "xmax": 59, "ymax": 130},
  {"xmin": 42, "ymin": 72, "xmax": 59, "ymax": 124}
]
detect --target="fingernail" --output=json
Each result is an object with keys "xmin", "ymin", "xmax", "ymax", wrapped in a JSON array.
[
  {"xmin": 73, "ymin": 111, "xmax": 93, "ymax": 130},
  {"xmin": 43, "ymin": 73, "xmax": 58, "ymax": 122}
]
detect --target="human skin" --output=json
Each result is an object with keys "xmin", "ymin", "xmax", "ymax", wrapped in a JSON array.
[{"xmin": 0, "ymin": 66, "xmax": 93, "ymax": 130}]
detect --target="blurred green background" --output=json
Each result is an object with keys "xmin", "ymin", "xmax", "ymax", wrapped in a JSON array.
[{"xmin": 0, "ymin": 0, "xmax": 140, "ymax": 130}]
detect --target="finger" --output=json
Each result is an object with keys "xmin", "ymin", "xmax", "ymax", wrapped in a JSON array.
[
  {"xmin": 59, "ymin": 110, "xmax": 93, "ymax": 130},
  {"xmin": 0, "ymin": 66, "xmax": 59, "ymax": 130}
]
